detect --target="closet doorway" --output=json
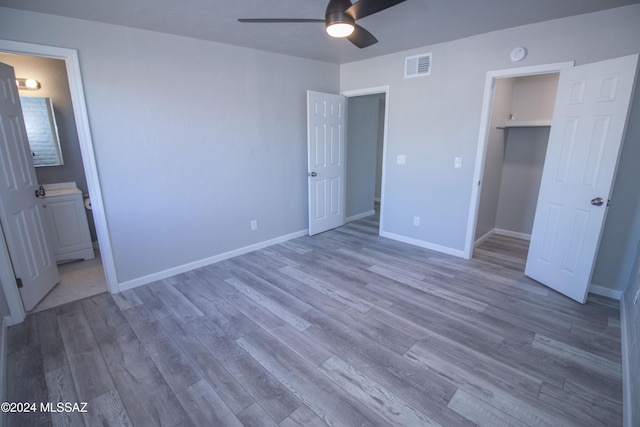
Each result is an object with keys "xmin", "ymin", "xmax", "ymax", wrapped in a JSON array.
[
  {"xmin": 473, "ymin": 72, "xmax": 560, "ymax": 263},
  {"xmin": 468, "ymin": 56, "xmax": 638, "ymax": 302}
]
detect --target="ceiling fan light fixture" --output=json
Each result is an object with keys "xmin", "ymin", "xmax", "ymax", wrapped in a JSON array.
[
  {"xmin": 325, "ymin": 0, "xmax": 355, "ymax": 38},
  {"xmin": 238, "ymin": 0, "xmax": 406, "ymax": 48},
  {"xmin": 326, "ymin": 22, "xmax": 354, "ymax": 38}
]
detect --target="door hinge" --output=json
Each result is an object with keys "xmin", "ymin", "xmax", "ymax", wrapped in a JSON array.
[{"xmin": 15, "ymin": 277, "xmax": 23, "ymax": 289}]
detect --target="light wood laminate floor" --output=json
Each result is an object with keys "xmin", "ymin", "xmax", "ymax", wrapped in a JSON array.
[{"xmin": 6, "ymin": 216, "xmax": 622, "ymax": 426}]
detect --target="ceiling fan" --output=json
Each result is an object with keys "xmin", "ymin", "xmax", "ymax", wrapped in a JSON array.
[{"xmin": 238, "ymin": 0, "xmax": 407, "ymax": 49}]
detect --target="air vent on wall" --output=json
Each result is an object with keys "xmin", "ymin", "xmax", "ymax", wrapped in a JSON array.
[{"xmin": 405, "ymin": 53, "xmax": 432, "ymax": 78}]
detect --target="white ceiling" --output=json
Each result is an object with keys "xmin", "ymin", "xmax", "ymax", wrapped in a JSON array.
[{"xmin": 1, "ymin": 0, "xmax": 638, "ymax": 64}]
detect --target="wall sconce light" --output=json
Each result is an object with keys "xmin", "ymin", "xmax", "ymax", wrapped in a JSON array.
[{"xmin": 16, "ymin": 78, "xmax": 41, "ymax": 91}]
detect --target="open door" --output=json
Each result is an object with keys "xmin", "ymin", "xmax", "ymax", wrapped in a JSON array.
[
  {"xmin": 0, "ymin": 62, "xmax": 59, "ymax": 310},
  {"xmin": 307, "ymin": 90, "xmax": 347, "ymax": 235},
  {"xmin": 525, "ymin": 54, "xmax": 639, "ymax": 303}
]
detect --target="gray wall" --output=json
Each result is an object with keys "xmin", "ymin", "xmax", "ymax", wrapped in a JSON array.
[
  {"xmin": 341, "ymin": 4, "xmax": 640, "ymax": 292},
  {"xmin": 0, "ymin": 8, "xmax": 339, "ymax": 284},
  {"xmin": 622, "ymin": 224, "xmax": 640, "ymax": 426},
  {"xmin": 346, "ymin": 94, "xmax": 383, "ymax": 218},
  {"xmin": 510, "ymin": 74, "xmax": 559, "ymax": 121},
  {"xmin": 0, "ymin": 52, "xmax": 97, "ymax": 241},
  {"xmin": 495, "ymin": 127, "xmax": 549, "ymax": 235},
  {"xmin": 619, "ymin": 89, "xmax": 640, "ymax": 427},
  {"xmin": 619, "ymin": 163, "xmax": 640, "ymax": 426}
]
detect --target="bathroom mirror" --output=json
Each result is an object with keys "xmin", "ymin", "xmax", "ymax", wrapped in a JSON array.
[{"xmin": 20, "ymin": 96, "xmax": 64, "ymax": 167}]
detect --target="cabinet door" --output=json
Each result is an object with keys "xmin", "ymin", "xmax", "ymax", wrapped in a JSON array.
[{"xmin": 44, "ymin": 195, "xmax": 93, "ymax": 260}]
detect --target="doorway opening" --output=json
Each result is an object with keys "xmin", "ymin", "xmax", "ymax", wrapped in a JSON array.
[
  {"xmin": 464, "ymin": 62, "xmax": 574, "ymax": 264},
  {"xmin": 0, "ymin": 51, "xmax": 106, "ymax": 312},
  {"xmin": 472, "ymin": 73, "xmax": 559, "ymax": 270},
  {"xmin": 344, "ymin": 87, "xmax": 389, "ymax": 234},
  {"xmin": 0, "ymin": 40, "xmax": 116, "ymax": 324},
  {"xmin": 467, "ymin": 56, "xmax": 638, "ymax": 303}
]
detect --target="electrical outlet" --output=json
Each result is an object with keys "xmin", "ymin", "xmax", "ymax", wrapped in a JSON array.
[
  {"xmin": 397, "ymin": 155, "xmax": 406, "ymax": 165},
  {"xmin": 413, "ymin": 216, "xmax": 420, "ymax": 226},
  {"xmin": 634, "ymin": 287, "xmax": 640, "ymax": 304},
  {"xmin": 250, "ymin": 220, "xmax": 258, "ymax": 231}
]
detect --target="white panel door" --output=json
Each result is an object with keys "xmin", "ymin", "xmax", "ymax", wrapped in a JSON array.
[
  {"xmin": 0, "ymin": 62, "xmax": 59, "ymax": 310},
  {"xmin": 525, "ymin": 54, "xmax": 638, "ymax": 303},
  {"xmin": 307, "ymin": 90, "xmax": 346, "ymax": 236}
]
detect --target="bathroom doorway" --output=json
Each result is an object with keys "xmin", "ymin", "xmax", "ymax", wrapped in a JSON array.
[
  {"xmin": 0, "ymin": 52, "xmax": 107, "ymax": 312},
  {"xmin": 0, "ymin": 40, "xmax": 116, "ymax": 322}
]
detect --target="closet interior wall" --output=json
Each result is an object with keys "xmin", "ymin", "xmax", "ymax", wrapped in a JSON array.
[{"xmin": 475, "ymin": 73, "xmax": 560, "ymax": 246}]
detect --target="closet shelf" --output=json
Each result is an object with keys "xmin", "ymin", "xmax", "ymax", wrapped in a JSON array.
[{"xmin": 497, "ymin": 119, "xmax": 552, "ymax": 129}]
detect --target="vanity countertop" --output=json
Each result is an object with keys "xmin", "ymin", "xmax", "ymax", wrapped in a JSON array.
[{"xmin": 42, "ymin": 182, "xmax": 81, "ymax": 197}]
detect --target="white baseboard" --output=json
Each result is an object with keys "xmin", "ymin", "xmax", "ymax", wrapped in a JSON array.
[
  {"xmin": 494, "ymin": 228, "xmax": 531, "ymax": 241},
  {"xmin": 117, "ymin": 229, "xmax": 308, "ymax": 292},
  {"xmin": 346, "ymin": 210, "xmax": 376, "ymax": 222},
  {"xmin": 380, "ymin": 231, "xmax": 466, "ymax": 258},
  {"xmin": 588, "ymin": 284, "xmax": 623, "ymax": 300},
  {"xmin": 474, "ymin": 228, "xmax": 531, "ymax": 248},
  {"xmin": 474, "ymin": 229, "xmax": 495, "ymax": 247}
]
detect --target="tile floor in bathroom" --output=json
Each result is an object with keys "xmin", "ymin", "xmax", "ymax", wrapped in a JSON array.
[{"xmin": 30, "ymin": 250, "xmax": 107, "ymax": 313}]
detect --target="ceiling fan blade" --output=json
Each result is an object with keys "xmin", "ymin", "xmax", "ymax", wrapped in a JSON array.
[
  {"xmin": 238, "ymin": 18, "xmax": 324, "ymax": 23},
  {"xmin": 346, "ymin": 0, "xmax": 406, "ymax": 20},
  {"xmin": 348, "ymin": 24, "xmax": 378, "ymax": 48}
]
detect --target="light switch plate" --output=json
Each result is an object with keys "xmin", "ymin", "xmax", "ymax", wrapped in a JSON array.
[{"xmin": 454, "ymin": 157, "xmax": 462, "ymax": 169}]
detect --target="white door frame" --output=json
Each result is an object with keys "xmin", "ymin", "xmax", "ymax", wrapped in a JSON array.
[
  {"xmin": 0, "ymin": 39, "xmax": 117, "ymax": 324},
  {"xmin": 463, "ymin": 62, "xmax": 574, "ymax": 259},
  {"xmin": 341, "ymin": 86, "xmax": 390, "ymax": 234}
]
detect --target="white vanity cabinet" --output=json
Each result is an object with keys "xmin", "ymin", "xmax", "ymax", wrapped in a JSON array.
[{"xmin": 42, "ymin": 182, "xmax": 95, "ymax": 264}]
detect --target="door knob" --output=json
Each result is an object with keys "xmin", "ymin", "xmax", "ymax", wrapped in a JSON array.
[
  {"xmin": 309, "ymin": 172, "xmax": 317, "ymax": 177},
  {"xmin": 591, "ymin": 197, "xmax": 604, "ymax": 206},
  {"xmin": 35, "ymin": 185, "xmax": 46, "ymax": 198}
]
